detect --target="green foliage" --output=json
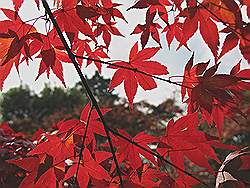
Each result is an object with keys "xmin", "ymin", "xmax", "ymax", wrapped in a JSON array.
[
  {"xmin": 0, "ymin": 72, "xmax": 118, "ymax": 132},
  {"xmin": 0, "ymin": 71, "xmax": 182, "ymax": 135},
  {"xmin": 1, "ymin": 86, "xmax": 35, "ymax": 121}
]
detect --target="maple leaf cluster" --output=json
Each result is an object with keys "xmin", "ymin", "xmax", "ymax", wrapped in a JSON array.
[
  {"xmin": 181, "ymin": 54, "xmax": 250, "ymax": 137},
  {"xmin": 0, "ymin": 123, "xmax": 34, "ymax": 187},
  {"xmin": 129, "ymin": 0, "xmax": 250, "ymax": 63},
  {"xmin": 6, "ymin": 104, "xmax": 238, "ymax": 187},
  {"xmin": 0, "ymin": 0, "xmax": 249, "ymax": 187},
  {"xmin": 0, "ymin": 0, "xmax": 249, "ymax": 107},
  {"xmin": 0, "ymin": 0, "xmax": 126, "ymax": 87}
]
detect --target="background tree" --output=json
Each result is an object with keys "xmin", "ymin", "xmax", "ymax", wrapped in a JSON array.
[
  {"xmin": 1, "ymin": 71, "xmax": 182, "ymax": 135},
  {"xmin": 0, "ymin": 123, "xmax": 34, "ymax": 188}
]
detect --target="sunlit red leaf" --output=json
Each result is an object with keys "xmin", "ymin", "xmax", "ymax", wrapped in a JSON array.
[
  {"xmin": 12, "ymin": 0, "xmax": 24, "ymax": 12},
  {"xmin": 28, "ymin": 134, "xmax": 74, "ymax": 165},
  {"xmin": 0, "ymin": 9, "xmax": 40, "ymax": 89},
  {"xmin": 158, "ymin": 113, "xmax": 236, "ymax": 177},
  {"xmin": 64, "ymin": 148, "xmax": 111, "ymax": 188},
  {"xmin": 109, "ymin": 42, "xmax": 168, "ymax": 107},
  {"xmin": 112, "ymin": 130, "xmax": 158, "ymax": 170}
]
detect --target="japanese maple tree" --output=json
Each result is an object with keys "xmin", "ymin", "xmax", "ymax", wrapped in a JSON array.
[{"xmin": 0, "ymin": 0, "xmax": 250, "ymax": 187}]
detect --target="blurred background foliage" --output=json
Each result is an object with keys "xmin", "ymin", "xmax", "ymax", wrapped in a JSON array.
[
  {"xmin": 0, "ymin": 71, "xmax": 183, "ymax": 135},
  {"xmin": 0, "ymin": 71, "xmax": 249, "ymax": 144}
]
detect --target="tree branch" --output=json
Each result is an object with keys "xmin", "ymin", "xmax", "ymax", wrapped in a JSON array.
[
  {"xmin": 106, "ymin": 127, "xmax": 211, "ymax": 188},
  {"xmin": 42, "ymin": 1, "xmax": 211, "ymax": 187},
  {"xmin": 74, "ymin": 54, "xmax": 193, "ymax": 89},
  {"xmin": 41, "ymin": 1, "xmax": 124, "ymax": 187},
  {"xmin": 75, "ymin": 104, "xmax": 94, "ymax": 183}
]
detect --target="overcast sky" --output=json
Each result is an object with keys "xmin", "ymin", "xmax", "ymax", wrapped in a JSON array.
[{"xmin": 0, "ymin": 0, "xmax": 249, "ymax": 105}]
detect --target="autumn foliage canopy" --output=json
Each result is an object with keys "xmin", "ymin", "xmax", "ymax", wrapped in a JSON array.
[{"xmin": 0, "ymin": 0, "xmax": 250, "ymax": 187}]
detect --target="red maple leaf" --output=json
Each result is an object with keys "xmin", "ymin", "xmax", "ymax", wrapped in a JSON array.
[
  {"xmin": 128, "ymin": 164, "xmax": 175, "ymax": 187},
  {"xmin": 85, "ymin": 46, "xmax": 109, "ymax": 73},
  {"xmin": 178, "ymin": 1, "xmax": 220, "ymax": 59},
  {"xmin": 109, "ymin": 42, "xmax": 168, "ymax": 107},
  {"xmin": 0, "ymin": 9, "xmax": 41, "ymax": 89},
  {"xmin": 32, "ymin": 29, "xmax": 70, "ymax": 86},
  {"xmin": 11, "ymin": 0, "xmax": 24, "ymax": 12},
  {"xmin": 71, "ymin": 38, "xmax": 91, "ymax": 66},
  {"xmin": 219, "ymin": 24, "xmax": 250, "ymax": 64},
  {"xmin": 98, "ymin": 0, "xmax": 126, "ymax": 25},
  {"xmin": 53, "ymin": 1, "xmax": 95, "ymax": 43},
  {"xmin": 181, "ymin": 54, "xmax": 250, "ymax": 136},
  {"xmin": 71, "ymin": 39, "xmax": 109, "ymax": 72},
  {"xmin": 1, "ymin": 1, "xmax": 249, "ymax": 188},
  {"xmin": 112, "ymin": 130, "xmax": 158, "ymax": 170},
  {"xmin": 28, "ymin": 134, "xmax": 74, "ymax": 165},
  {"xmin": 131, "ymin": 9, "xmax": 162, "ymax": 48},
  {"xmin": 56, "ymin": 103, "xmax": 110, "ymax": 148},
  {"xmin": 162, "ymin": 20, "xmax": 189, "ymax": 50},
  {"xmin": 64, "ymin": 148, "xmax": 111, "ymax": 188},
  {"xmin": 8, "ymin": 157, "xmax": 40, "ymax": 188},
  {"xmin": 94, "ymin": 22, "xmax": 124, "ymax": 48},
  {"xmin": 204, "ymin": 0, "xmax": 243, "ymax": 27},
  {"xmin": 157, "ymin": 113, "xmax": 237, "ymax": 176},
  {"xmin": 127, "ymin": 0, "xmax": 172, "ymax": 24},
  {"xmin": 8, "ymin": 155, "xmax": 64, "ymax": 188}
]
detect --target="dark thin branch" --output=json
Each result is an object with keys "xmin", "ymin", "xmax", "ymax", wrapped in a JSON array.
[
  {"xmin": 22, "ymin": 7, "xmax": 75, "ymax": 23},
  {"xmin": 106, "ymin": 127, "xmax": 211, "ymax": 188},
  {"xmin": 74, "ymin": 55, "xmax": 193, "ymax": 89},
  {"xmin": 75, "ymin": 104, "xmax": 94, "ymax": 182},
  {"xmin": 41, "ymin": 1, "xmax": 124, "ymax": 187},
  {"xmin": 42, "ymin": 1, "xmax": 211, "ymax": 187},
  {"xmin": 23, "ymin": 14, "xmax": 46, "ymax": 23}
]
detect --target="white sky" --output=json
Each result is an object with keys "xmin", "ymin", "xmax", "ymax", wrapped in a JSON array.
[{"xmin": 0, "ymin": 0, "xmax": 249, "ymax": 105}]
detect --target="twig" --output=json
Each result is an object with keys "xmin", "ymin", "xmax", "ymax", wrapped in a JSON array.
[
  {"xmin": 75, "ymin": 104, "xmax": 94, "ymax": 182},
  {"xmin": 41, "ymin": 1, "xmax": 124, "ymax": 187},
  {"xmin": 74, "ymin": 54, "xmax": 193, "ymax": 89},
  {"xmin": 42, "ymin": 1, "xmax": 212, "ymax": 187},
  {"xmin": 107, "ymin": 127, "xmax": 211, "ymax": 188}
]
